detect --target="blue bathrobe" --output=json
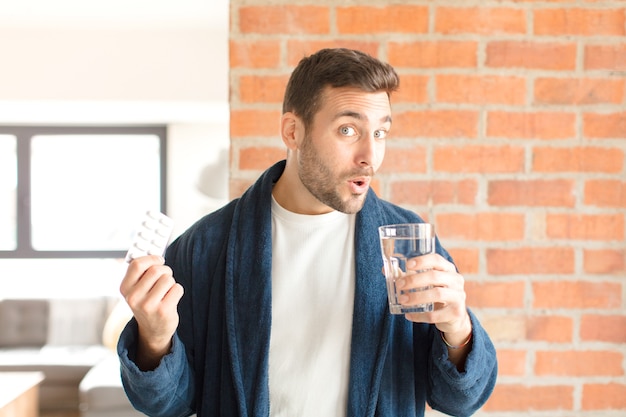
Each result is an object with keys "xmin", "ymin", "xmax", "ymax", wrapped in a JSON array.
[{"xmin": 118, "ymin": 160, "xmax": 497, "ymax": 417}]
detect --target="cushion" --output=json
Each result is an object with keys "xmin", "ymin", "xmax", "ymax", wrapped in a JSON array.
[
  {"xmin": 47, "ymin": 298, "xmax": 110, "ymax": 346},
  {"xmin": 0, "ymin": 299, "xmax": 48, "ymax": 347}
]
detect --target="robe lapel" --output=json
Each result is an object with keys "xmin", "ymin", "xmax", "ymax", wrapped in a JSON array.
[
  {"xmin": 347, "ymin": 192, "xmax": 393, "ymax": 417},
  {"xmin": 224, "ymin": 162, "xmax": 284, "ymax": 417}
]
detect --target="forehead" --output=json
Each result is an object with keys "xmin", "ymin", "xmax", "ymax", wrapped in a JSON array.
[{"xmin": 317, "ymin": 86, "xmax": 392, "ymax": 120}]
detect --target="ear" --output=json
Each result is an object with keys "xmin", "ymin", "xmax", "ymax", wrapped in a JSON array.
[{"xmin": 280, "ymin": 112, "xmax": 300, "ymax": 151}]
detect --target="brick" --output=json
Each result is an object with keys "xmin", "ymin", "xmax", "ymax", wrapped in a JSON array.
[
  {"xmin": 481, "ymin": 315, "xmax": 526, "ymax": 342},
  {"xmin": 546, "ymin": 213, "xmax": 625, "ymax": 240},
  {"xmin": 370, "ymin": 178, "xmax": 382, "ymax": 196},
  {"xmin": 533, "ymin": 281, "xmax": 622, "ymax": 309},
  {"xmin": 535, "ymin": 350, "xmax": 623, "ymax": 377},
  {"xmin": 581, "ymin": 315, "xmax": 626, "ymax": 343},
  {"xmin": 585, "ymin": 44, "xmax": 626, "ymax": 70},
  {"xmin": 380, "ymin": 146, "xmax": 427, "ymax": 173},
  {"xmin": 394, "ymin": 110, "xmax": 479, "ymax": 138},
  {"xmin": 434, "ymin": 145, "xmax": 525, "ymax": 173},
  {"xmin": 230, "ymin": 109, "xmax": 281, "ymax": 137},
  {"xmin": 583, "ymin": 112, "xmax": 626, "ymax": 139},
  {"xmin": 527, "ymin": 315, "xmax": 573, "ymax": 343},
  {"xmin": 239, "ymin": 146, "xmax": 285, "ymax": 171},
  {"xmin": 239, "ymin": 6, "xmax": 329, "ymax": 34},
  {"xmin": 487, "ymin": 111, "xmax": 576, "ymax": 139},
  {"xmin": 390, "ymin": 179, "xmax": 478, "ymax": 205},
  {"xmin": 585, "ymin": 180, "xmax": 626, "ymax": 208},
  {"xmin": 239, "ymin": 75, "xmax": 289, "ymax": 104},
  {"xmin": 488, "ymin": 179, "xmax": 575, "ymax": 207},
  {"xmin": 388, "ymin": 41, "xmax": 477, "ymax": 68},
  {"xmin": 337, "ymin": 5, "xmax": 428, "ymax": 34},
  {"xmin": 392, "ymin": 74, "xmax": 429, "ymax": 104},
  {"xmin": 535, "ymin": 8, "xmax": 626, "ymax": 36},
  {"xmin": 436, "ymin": 74, "xmax": 526, "ymax": 105},
  {"xmin": 512, "ymin": 0, "xmax": 590, "ymax": 3},
  {"xmin": 496, "ymin": 350, "xmax": 526, "ymax": 376},
  {"xmin": 488, "ymin": 247, "xmax": 575, "ymax": 275},
  {"xmin": 435, "ymin": 7, "xmax": 526, "ymax": 35},
  {"xmin": 464, "ymin": 281, "xmax": 525, "ymax": 308},
  {"xmin": 534, "ymin": 77, "xmax": 625, "ymax": 105},
  {"xmin": 533, "ymin": 147, "xmax": 624, "ymax": 173},
  {"xmin": 486, "ymin": 41, "xmax": 576, "ymax": 70},
  {"xmin": 446, "ymin": 248, "xmax": 479, "ymax": 274},
  {"xmin": 436, "ymin": 213, "xmax": 525, "ymax": 241},
  {"xmin": 483, "ymin": 384, "xmax": 573, "ymax": 411},
  {"xmin": 583, "ymin": 383, "xmax": 626, "ymax": 410},
  {"xmin": 584, "ymin": 249, "xmax": 626, "ymax": 274},
  {"xmin": 286, "ymin": 40, "xmax": 379, "ymax": 66},
  {"xmin": 229, "ymin": 40, "xmax": 281, "ymax": 69}
]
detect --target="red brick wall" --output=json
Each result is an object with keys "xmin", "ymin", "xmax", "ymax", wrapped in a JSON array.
[{"xmin": 229, "ymin": 2, "xmax": 626, "ymax": 415}]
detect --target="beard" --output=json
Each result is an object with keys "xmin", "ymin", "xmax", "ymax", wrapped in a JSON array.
[{"xmin": 297, "ymin": 134, "xmax": 373, "ymax": 214}]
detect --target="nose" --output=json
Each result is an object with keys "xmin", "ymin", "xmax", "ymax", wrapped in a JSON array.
[{"xmin": 357, "ymin": 134, "xmax": 382, "ymax": 168}]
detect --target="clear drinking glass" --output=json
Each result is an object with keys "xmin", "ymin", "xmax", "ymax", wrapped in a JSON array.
[{"xmin": 378, "ymin": 223, "xmax": 435, "ymax": 314}]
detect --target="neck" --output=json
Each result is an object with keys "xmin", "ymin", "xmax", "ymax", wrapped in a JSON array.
[{"xmin": 272, "ymin": 159, "xmax": 333, "ymax": 215}]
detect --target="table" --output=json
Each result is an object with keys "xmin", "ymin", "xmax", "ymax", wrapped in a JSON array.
[{"xmin": 0, "ymin": 372, "xmax": 44, "ymax": 417}]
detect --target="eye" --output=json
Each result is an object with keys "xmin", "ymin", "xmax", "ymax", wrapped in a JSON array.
[
  {"xmin": 374, "ymin": 129, "xmax": 388, "ymax": 139},
  {"xmin": 339, "ymin": 126, "xmax": 357, "ymax": 137}
]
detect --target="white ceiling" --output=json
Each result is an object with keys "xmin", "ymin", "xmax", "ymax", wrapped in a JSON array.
[{"xmin": 0, "ymin": 0, "xmax": 228, "ymax": 29}]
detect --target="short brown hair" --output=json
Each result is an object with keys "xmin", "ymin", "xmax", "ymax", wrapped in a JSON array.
[{"xmin": 282, "ymin": 48, "xmax": 399, "ymax": 130}]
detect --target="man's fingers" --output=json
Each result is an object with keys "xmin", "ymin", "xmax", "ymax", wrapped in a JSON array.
[
  {"xmin": 162, "ymin": 283, "xmax": 184, "ymax": 308},
  {"xmin": 120, "ymin": 255, "xmax": 164, "ymax": 294},
  {"xmin": 407, "ymin": 253, "xmax": 456, "ymax": 273}
]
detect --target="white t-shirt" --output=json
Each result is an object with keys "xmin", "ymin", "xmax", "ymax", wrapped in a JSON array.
[{"xmin": 269, "ymin": 196, "xmax": 356, "ymax": 417}]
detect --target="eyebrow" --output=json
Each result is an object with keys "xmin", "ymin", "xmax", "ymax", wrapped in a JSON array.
[{"xmin": 333, "ymin": 110, "xmax": 392, "ymax": 124}]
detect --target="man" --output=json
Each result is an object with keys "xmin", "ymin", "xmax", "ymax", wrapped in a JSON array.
[{"xmin": 118, "ymin": 48, "xmax": 497, "ymax": 417}]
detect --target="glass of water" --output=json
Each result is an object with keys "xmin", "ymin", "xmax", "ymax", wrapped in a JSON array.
[{"xmin": 378, "ymin": 223, "xmax": 435, "ymax": 314}]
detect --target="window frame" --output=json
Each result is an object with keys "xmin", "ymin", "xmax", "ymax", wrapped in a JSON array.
[{"xmin": 0, "ymin": 125, "xmax": 167, "ymax": 259}]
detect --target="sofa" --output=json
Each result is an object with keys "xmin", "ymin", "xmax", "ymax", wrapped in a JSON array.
[{"xmin": 0, "ymin": 297, "xmax": 143, "ymax": 417}]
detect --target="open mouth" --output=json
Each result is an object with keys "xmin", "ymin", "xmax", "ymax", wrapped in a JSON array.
[{"xmin": 348, "ymin": 177, "xmax": 370, "ymax": 194}]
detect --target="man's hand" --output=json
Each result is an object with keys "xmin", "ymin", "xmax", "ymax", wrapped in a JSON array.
[
  {"xmin": 395, "ymin": 253, "xmax": 472, "ymax": 369},
  {"xmin": 120, "ymin": 255, "xmax": 184, "ymax": 371}
]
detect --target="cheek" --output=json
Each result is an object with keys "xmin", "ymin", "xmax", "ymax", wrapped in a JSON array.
[{"xmin": 374, "ymin": 143, "xmax": 386, "ymax": 169}]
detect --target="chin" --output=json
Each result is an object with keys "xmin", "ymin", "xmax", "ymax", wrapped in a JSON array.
[{"xmin": 338, "ymin": 195, "xmax": 367, "ymax": 214}]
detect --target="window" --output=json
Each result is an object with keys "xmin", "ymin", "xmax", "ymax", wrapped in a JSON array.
[
  {"xmin": 0, "ymin": 126, "xmax": 166, "ymax": 259},
  {"xmin": 0, "ymin": 135, "xmax": 17, "ymax": 251}
]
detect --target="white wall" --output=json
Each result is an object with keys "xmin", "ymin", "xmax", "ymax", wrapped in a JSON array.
[
  {"xmin": 168, "ymin": 123, "xmax": 230, "ymax": 237},
  {"xmin": 0, "ymin": 28, "xmax": 225, "ymax": 102}
]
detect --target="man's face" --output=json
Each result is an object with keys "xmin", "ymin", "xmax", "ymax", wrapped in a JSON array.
[{"xmin": 296, "ymin": 87, "xmax": 392, "ymax": 214}]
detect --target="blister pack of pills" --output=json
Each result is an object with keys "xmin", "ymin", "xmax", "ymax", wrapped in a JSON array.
[{"xmin": 125, "ymin": 210, "xmax": 174, "ymax": 263}]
